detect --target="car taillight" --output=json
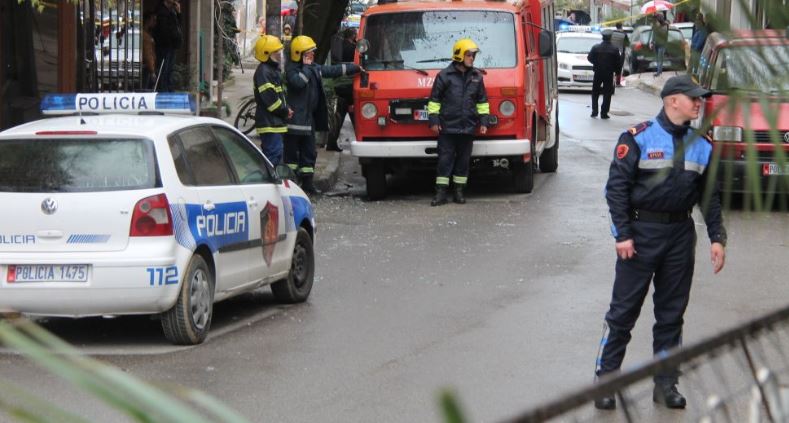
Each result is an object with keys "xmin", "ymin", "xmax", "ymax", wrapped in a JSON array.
[
  {"xmin": 130, "ymin": 194, "xmax": 173, "ymax": 237},
  {"xmin": 633, "ymin": 42, "xmax": 643, "ymax": 51}
]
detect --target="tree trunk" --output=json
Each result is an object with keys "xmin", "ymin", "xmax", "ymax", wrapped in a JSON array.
[{"xmin": 298, "ymin": 0, "xmax": 348, "ymax": 64}]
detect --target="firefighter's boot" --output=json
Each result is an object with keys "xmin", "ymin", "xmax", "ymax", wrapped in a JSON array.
[
  {"xmin": 430, "ymin": 185, "xmax": 448, "ymax": 206},
  {"xmin": 453, "ymin": 184, "xmax": 466, "ymax": 204},
  {"xmin": 300, "ymin": 174, "xmax": 319, "ymax": 195}
]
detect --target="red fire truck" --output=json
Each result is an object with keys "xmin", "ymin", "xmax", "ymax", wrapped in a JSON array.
[{"xmin": 350, "ymin": 0, "xmax": 559, "ymax": 199}]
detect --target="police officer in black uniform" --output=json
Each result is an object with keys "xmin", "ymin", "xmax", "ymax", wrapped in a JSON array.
[
  {"xmin": 427, "ymin": 38, "xmax": 491, "ymax": 206},
  {"xmin": 593, "ymin": 75, "xmax": 727, "ymax": 410},
  {"xmin": 587, "ymin": 30, "xmax": 621, "ymax": 119}
]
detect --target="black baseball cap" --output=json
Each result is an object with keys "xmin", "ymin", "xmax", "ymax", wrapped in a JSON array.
[{"xmin": 660, "ymin": 74, "xmax": 712, "ymax": 98}]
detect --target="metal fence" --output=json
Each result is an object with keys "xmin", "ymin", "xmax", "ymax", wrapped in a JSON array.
[
  {"xmin": 504, "ymin": 304, "xmax": 789, "ymax": 423},
  {"xmin": 79, "ymin": 0, "xmax": 144, "ymax": 92}
]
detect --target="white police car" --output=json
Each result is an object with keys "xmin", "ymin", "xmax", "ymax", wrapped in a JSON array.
[
  {"xmin": 0, "ymin": 93, "xmax": 316, "ymax": 345},
  {"xmin": 556, "ymin": 30, "xmax": 602, "ymax": 90}
]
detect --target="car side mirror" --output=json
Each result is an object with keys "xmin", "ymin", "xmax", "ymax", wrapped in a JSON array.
[
  {"xmin": 539, "ymin": 30, "xmax": 554, "ymax": 58},
  {"xmin": 274, "ymin": 164, "xmax": 298, "ymax": 184}
]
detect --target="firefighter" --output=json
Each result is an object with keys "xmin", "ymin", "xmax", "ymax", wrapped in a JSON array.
[
  {"xmin": 587, "ymin": 30, "xmax": 621, "ymax": 119},
  {"xmin": 427, "ymin": 38, "xmax": 490, "ymax": 206},
  {"xmin": 284, "ymin": 35, "xmax": 361, "ymax": 194},
  {"xmin": 593, "ymin": 75, "xmax": 727, "ymax": 410},
  {"xmin": 253, "ymin": 35, "xmax": 292, "ymax": 166}
]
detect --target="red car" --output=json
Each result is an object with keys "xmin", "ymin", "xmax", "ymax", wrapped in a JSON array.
[{"xmin": 693, "ymin": 30, "xmax": 789, "ymax": 194}]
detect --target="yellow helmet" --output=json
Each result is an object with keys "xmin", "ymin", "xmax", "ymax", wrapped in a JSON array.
[
  {"xmin": 255, "ymin": 35, "xmax": 284, "ymax": 62},
  {"xmin": 452, "ymin": 38, "xmax": 480, "ymax": 62},
  {"xmin": 290, "ymin": 35, "xmax": 317, "ymax": 62}
]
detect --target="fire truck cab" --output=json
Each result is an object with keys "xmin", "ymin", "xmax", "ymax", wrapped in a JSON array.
[{"xmin": 350, "ymin": 0, "xmax": 559, "ymax": 199}]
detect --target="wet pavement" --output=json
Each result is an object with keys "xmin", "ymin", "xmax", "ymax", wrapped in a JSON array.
[{"xmin": 2, "ymin": 87, "xmax": 788, "ymax": 423}]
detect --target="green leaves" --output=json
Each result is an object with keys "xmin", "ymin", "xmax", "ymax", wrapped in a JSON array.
[{"xmin": 0, "ymin": 318, "xmax": 250, "ymax": 423}]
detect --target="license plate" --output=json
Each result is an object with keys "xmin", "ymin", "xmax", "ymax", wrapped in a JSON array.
[
  {"xmin": 8, "ymin": 264, "xmax": 89, "ymax": 283},
  {"xmin": 394, "ymin": 107, "xmax": 411, "ymax": 116},
  {"xmin": 763, "ymin": 163, "xmax": 789, "ymax": 176},
  {"xmin": 574, "ymin": 75, "xmax": 593, "ymax": 82},
  {"xmin": 413, "ymin": 110, "xmax": 429, "ymax": 121}
]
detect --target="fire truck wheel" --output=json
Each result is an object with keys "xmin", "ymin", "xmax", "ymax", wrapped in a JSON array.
[
  {"xmin": 512, "ymin": 159, "xmax": 534, "ymax": 193},
  {"xmin": 364, "ymin": 162, "xmax": 387, "ymax": 200},
  {"xmin": 540, "ymin": 109, "xmax": 559, "ymax": 173}
]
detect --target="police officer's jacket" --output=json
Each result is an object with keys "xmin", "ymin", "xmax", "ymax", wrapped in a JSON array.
[
  {"xmin": 427, "ymin": 63, "xmax": 490, "ymax": 135},
  {"xmin": 587, "ymin": 40, "xmax": 621, "ymax": 75},
  {"xmin": 606, "ymin": 109, "xmax": 727, "ymax": 245},
  {"xmin": 253, "ymin": 60, "xmax": 289, "ymax": 134},
  {"xmin": 285, "ymin": 62, "xmax": 360, "ymax": 136}
]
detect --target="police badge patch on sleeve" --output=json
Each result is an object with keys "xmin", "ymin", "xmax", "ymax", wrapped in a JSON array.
[{"xmin": 616, "ymin": 144, "xmax": 629, "ymax": 159}]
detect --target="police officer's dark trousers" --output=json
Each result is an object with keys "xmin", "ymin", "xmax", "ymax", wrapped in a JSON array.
[
  {"xmin": 436, "ymin": 133, "xmax": 474, "ymax": 186},
  {"xmin": 592, "ymin": 72, "xmax": 614, "ymax": 117},
  {"xmin": 284, "ymin": 133, "xmax": 317, "ymax": 175},
  {"xmin": 596, "ymin": 218, "xmax": 696, "ymax": 385}
]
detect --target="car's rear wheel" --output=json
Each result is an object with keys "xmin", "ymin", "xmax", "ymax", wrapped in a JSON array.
[
  {"xmin": 161, "ymin": 255, "xmax": 213, "ymax": 345},
  {"xmin": 271, "ymin": 228, "xmax": 314, "ymax": 303}
]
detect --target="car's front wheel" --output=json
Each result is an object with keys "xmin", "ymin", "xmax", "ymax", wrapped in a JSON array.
[
  {"xmin": 271, "ymin": 228, "xmax": 314, "ymax": 303},
  {"xmin": 161, "ymin": 255, "xmax": 214, "ymax": 345}
]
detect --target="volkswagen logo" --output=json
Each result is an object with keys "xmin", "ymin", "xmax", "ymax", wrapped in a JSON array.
[
  {"xmin": 784, "ymin": 132, "xmax": 789, "ymax": 144},
  {"xmin": 41, "ymin": 198, "xmax": 57, "ymax": 215}
]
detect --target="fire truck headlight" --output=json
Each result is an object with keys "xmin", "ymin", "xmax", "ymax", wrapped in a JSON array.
[
  {"xmin": 499, "ymin": 100, "xmax": 516, "ymax": 117},
  {"xmin": 361, "ymin": 102, "xmax": 378, "ymax": 119}
]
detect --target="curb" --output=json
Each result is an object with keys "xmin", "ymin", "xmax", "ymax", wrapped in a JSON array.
[
  {"xmin": 314, "ymin": 150, "xmax": 342, "ymax": 192},
  {"xmin": 635, "ymin": 79, "xmax": 662, "ymax": 97}
]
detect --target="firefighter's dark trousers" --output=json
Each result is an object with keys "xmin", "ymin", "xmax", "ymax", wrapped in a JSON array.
[
  {"xmin": 284, "ymin": 132, "xmax": 317, "ymax": 175},
  {"xmin": 596, "ymin": 218, "xmax": 697, "ymax": 385},
  {"xmin": 436, "ymin": 133, "xmax": 474, "ymax": 186}
]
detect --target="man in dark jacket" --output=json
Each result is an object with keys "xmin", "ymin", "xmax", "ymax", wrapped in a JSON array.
[
  {"xmin": 285, "ymin": 35, "xmax": 361, "ymax": 194},
  {"xmin": 427, "ymin": 38, "xmax": 490, "ymax": 206},
  {"xmin": 588, "ymin": 30, "xmax": 621, "ymax": 119},
  {"xmin": 593, "ymin": 75, "xmax": 726, "ymax": 411},
  {"xmin": 253, "ymin": 35, "xmax": 292, "ymax": 166},
  {"xmin": 153, "ymin": 0, "xmax": 182, "ymax": 92}
]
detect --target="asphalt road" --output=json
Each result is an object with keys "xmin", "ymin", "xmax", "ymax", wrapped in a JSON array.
[{"xmin": 2, "ymin": 88, "xmax": 788, "ymax": 423}]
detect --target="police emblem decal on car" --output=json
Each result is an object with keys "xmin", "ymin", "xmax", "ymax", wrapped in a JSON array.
[{"xmin": 261, "ymin": 202, "xmax": 280, "ymax": 267}]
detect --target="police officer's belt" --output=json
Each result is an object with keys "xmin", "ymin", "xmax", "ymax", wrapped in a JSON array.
[{"xmin": 630, "ymin": 209, "xmax": 692, "ymax": 224}]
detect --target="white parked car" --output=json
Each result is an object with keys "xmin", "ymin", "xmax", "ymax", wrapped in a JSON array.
[
  {"xmin": 0, "ymin": 93, "xmax": 316, "ymax": 345},
  {"xmin": 556, "ymin": 31, "xmax": 602, "ymax": 91}
]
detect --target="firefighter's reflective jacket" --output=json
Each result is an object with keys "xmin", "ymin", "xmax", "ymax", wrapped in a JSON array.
[
  {"xmin": 254, "ymin": 60, "xmax": 289, "ymax": 134},
  {"xmin": 427, "ymin": 63, "xmax": 490, "ymax": 135}
]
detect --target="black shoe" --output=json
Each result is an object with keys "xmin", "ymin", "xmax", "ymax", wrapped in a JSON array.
[
  {"xmin": 594, "ymin": 395, "xmax": 616, "ymax": 410},
  {"xmin": 653, "ymin": 383, "xmax": 686, "ymax": 409},
  {"xmin": 431, "ymin": 185, "xmax": 448, "ymax": 207},
  {"xmin": 601, "ymin": 114, "xmax": 610, "ymax": 119},
  {"xmin": 300, "ymin": 174, "xmax": 319, "ymax": 195},
  {"xmin": 452, "ymin": 184, "xmax": 466, "ymax": 204},
  {"xmin": 590, "ymin": 112, "xmax": 598, "ymax": 118}
]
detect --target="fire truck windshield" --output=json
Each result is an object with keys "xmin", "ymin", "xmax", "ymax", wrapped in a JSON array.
[{"xmin": 363, "ymin": 10, "xmax": 517, "ymax": 70}]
